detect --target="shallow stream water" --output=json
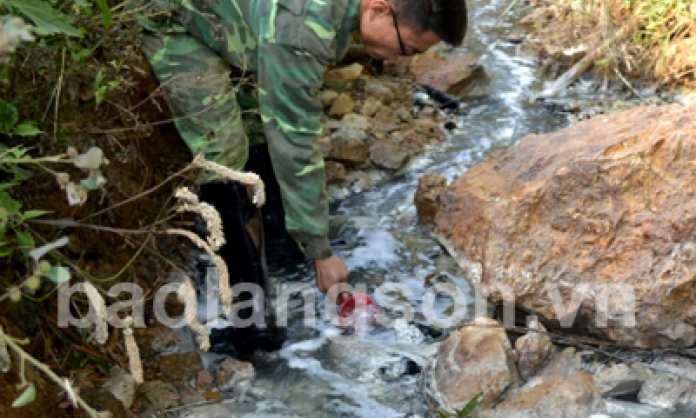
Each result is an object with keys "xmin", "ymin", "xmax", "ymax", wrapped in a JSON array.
[
  {"xmin": 230, "ymin": 0, "xmax": 569, "ymax": 416},
  {"xmin": 194, "ymin": 0, "xmax": 690, "ymax": 417}
]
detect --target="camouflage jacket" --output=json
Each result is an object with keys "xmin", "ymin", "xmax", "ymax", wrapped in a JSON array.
[{"xmin": 175, "ymin": 0, "xmax": 361, "ymax": 259}]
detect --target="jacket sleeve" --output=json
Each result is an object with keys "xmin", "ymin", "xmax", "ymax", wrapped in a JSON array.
[{"xmin": 255, "ymin": 42, "xmax": 333, "ymax": 260}]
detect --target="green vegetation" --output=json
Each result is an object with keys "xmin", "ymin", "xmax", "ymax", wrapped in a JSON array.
[
  {"xmin": 439, "ymin": 392, "xmax": 485, "ymax": 418},
  {"xmin": 527, "ymin": 0, "xmax": 694, "ymax": 86}
]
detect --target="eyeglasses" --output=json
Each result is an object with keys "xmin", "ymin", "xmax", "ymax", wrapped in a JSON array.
[{"xmin": 388, "ymin": 3, "xmax": 413, "ymax": 57}]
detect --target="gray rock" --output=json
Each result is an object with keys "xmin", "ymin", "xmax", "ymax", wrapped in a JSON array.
[
  {"xmin": 522, "ymin": 346, "xmax": 581, "ymax": 390},
  {"xmin": 215, "ymin": 358, "xmax": 256, "ymax": 396},
  {"xmin": 638, "ymin": 356, "xmax": 696, "ymax": 408},
  {"xmin": 515, "ymin": 317, "xmax": 553, "ymax": 380},
  {"xmin": 427, "ymin": 317, "xmax": 520, "ymax": 411},
  {"xmin": 369, "ymin": 139, "xmax": 410, "ymax": 171},
  {"xmin": 175, "ymin": 399, "xmax": 299, "ymax": 418},
  {"xmin": 341, "ymin": 113, "xmax": 371, "ymax": 131},
  {"xmin": 481, "ymin": 372, "xmax": 606, "ymax": 418},
  {"xmin": 364, "ymin": 79, "xmax": 395, "ymax": 104},
  {"xmin": 102, "ymin": 367, "xmax": 137, "ymax": 409},
  {"xmin": 593, "ymin": 362, "xmax": 651, "ymax": 397}
]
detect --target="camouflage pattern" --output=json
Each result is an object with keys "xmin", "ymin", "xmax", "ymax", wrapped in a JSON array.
[{"xmin": 140, "ymin": 0, "xmax": 361, "ymax": 260}]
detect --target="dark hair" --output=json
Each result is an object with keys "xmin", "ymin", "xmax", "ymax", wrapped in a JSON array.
[{"xmin": 396, "ymin": 0, "xmax": 468, "ymax": 46}]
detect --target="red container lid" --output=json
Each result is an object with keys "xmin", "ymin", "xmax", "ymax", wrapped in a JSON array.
[{"xmin": 337, "ymin": 293, "xmax": 380, "ymax": 328}]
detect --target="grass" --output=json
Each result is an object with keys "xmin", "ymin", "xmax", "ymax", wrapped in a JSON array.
[{"xmin": 525, "ymin": 0, "xmax": 695, "ymax": 86}]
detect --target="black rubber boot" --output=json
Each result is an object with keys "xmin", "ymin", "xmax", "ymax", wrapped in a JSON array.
[
  {"xmin": 244, "ymin": 144, "xmax": 306, "ymax": 268},
  {"xmin": 199, "ymin": 181, "xmax": 286, "ymax": 355}
]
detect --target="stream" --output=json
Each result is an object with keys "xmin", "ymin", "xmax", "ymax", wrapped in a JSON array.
[
  {"xmin": 191, "ymin": 0, "xmax": 682, "ymax": 417},
  {"xmin": 225, "ymin": 0, "xmax": 568, "ymax": 416}
]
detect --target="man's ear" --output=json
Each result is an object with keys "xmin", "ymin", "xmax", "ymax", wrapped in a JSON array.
[{"xmin": 365, "ymin": 0, "xmax": 392, "ymax": 22}]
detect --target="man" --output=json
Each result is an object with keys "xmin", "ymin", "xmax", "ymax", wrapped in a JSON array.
[{"xmin": 140, "ymin": 0, "xmax": 467, "ymax": 353}]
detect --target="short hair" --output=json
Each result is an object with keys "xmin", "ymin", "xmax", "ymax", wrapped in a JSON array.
[{"xmin": 396, "ymin": 0, "xmax": 468, "ymax": 46}]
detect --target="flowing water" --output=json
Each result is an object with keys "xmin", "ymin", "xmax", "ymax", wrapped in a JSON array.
[
  {"xmin": 194, "ymin": 0, "xmax": 686, "ymax": 417},
  {"xmin": 214, "ymin": 0, "xmax": 571, "ymax": 416}
]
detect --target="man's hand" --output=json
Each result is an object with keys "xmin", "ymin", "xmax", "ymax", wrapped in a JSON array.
[{"xmin": 314, "ymin": 255, "xmax": 348, "ymax": 294}]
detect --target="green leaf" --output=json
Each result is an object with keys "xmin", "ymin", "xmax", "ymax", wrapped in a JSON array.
[
  {"xmin": 93, "ymin": 0, "xmax": 112, "ymax": 29},
  {"xmin": 22, "ymin": 210, "xmax": 48, "ymax": 220},
  {"xmin": 95, "ymin": 85, "xmax": 108, "ymax": 106},
  {"xmin": 457, "ymin": 392, "xmax": 484, "ymax": 418},
  {"xmin": 15, "ymin": 230, "xmax": 35, "ymax": 253},
  {"xmin": 7, "ymin": 0, "xmax": 83, "ymax": 38},
  {"xmin": 12, "ymin": 122, "xmax": 42, "ymax": 137},
  {"xmin": 439, "ymin": 410, "xmax": 451, "ymax": 418},
  {"xmin": 47, "ymin": 266, "xmax": 70, "ymax": 283},
  {"xmin": 0, "ymin": 192, "xmax": 22, "ymax": 215},
  {"xmin": 0, "ymin": 245, "xmax": 13, "ymax": 257},
  {"xmin": 0, "ymin": 100, "xmax": 18, "ymax": 134},
  {"xmin": 94, "ymin": 70, "xmax": 104, "ymax": 90},
  {"xmin": 11, "ymin": 383, "xmax": 36, "ymax": 408}
]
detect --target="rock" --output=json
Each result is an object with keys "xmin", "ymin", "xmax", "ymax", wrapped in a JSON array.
[
  {"xmin": 345, "ymin": 170, "xmax": 373, "ymax": 193},
  {"xmin": 519, "ymin": 6, "xmax": 557, "ymax": 30},
  {"xmin": 328, "ymin": 93, "xmax": 355, "ymax": 117},
  {"xmin": 135, "ymin": 380, "xmax": 179, "ymax": 417},
  {"xmin": 133, "ymin": 323, "xmax": 180, "ymax": 361},
  {"xmin": 215, "ymin": 358, "xmax": 255, "ymax": 394},
  {"xmin": 82, "ymin": 388, "xmax": 128, "ymax": 418},
  {"xmin": 324, "ymin": 63, "xmax": 363, "ymax": 91},
  {"xmin": 515, "ymin": 317, "xmax": 553, "ymax": 380},
  {"xmin": 414, "ymin": 174, "xmax": 447, "ymax": 224},
  {"xmin": 102, "ymin": 367, "xmax": 137, "ymax": 409},
  {"xmin": 341, "ymin": 113, "xmax": 371, "ymax": 131},
  {"xmin": 195, "ymin": 370, "xmax": 215, "ymax": 389},
  {"xmin": 434, "ymin": 104, "xmax": 696, "ymax": 347},
  {"xmin": 364, "ymin": 79, "xmax": 395, "ymax": 104},
  {"xmin": 334, "ymin": 120, "xmax": 368, "ymax": 142},
  {"xmin": 177, "ymin": 398, "xmax": 299, "ymax": 418},
  {"xmin": 317, "ymin": 136, "xmax": 332, "ymax": 158},
  {"xmin": 413, "ymin": 118, "xmax": 443, "ymax": 136},
  {"xmin": 328, "ymin": 137, "xmax": 369, "ymax": 166},
  {"xmin": 481, "ymin": 372, "xmax": 606, "ymax": 418},
  {"xmin": 325, "ymin": 62, "xmax": 363, "ymax": 81},
  {"xmin": 325, "ymin": 160, "xmax": 346, "ymax": 183},
  {"xmin": 319, "ymin": 90, "xmax": 339, "ymax": 107},
  {"xmin": 369, "ymin": 140, "xmax": 410, "ymax": 171},
  {"xmin": 523, "ymin": 347, "xmax": 581, "ymax": 389},
  {"xmin": 156, "ymin": 351, "xmax": 204, "ymax": 383},
  {"xmin": 180, "ymin": 388, "xmax": 206, "ymax": 405},
  {"xmin": 427, "ymin": 317, "xmax": 519, "ymax": 411},
  {"xmin": 391, "ymin": 106, "xmax": 412, "ymax": 123},
  {"xmin": 638, "ymin": 356, "xmax": 696, "ymax": 408},
  {"xmin": 360, "ymin": 97, "xmax": 382, "ymax": 117},
  {"xmin": 593, "ymin": 362, "xmax": 651, "ymax": 397},
  {"xmin": 408, "ymin": 50, "xmax": 488, "ymax": 97}
]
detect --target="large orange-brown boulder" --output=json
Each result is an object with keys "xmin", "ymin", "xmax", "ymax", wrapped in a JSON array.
[{"xmin": 434, "ymin": 104, "xmax": 696, "ymax": 348}]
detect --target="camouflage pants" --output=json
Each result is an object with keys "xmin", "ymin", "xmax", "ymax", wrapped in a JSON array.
[{"xmin": 141, "ymin": 17, "xmax": 265, "ymax": 182}]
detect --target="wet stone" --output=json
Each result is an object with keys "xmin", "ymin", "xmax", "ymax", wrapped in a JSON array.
[
  {"xmin": 174, "ymin": 399, "xmax": 299, "ymax": 418},
  {"xmin": 156, "ymin": 351, "xmax": 204, "ymax": 384}
]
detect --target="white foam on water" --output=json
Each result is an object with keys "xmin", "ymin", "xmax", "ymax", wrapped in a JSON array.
[
  {"xmin": 343, "ymin": 227, "xmax": 402, "ymax": 270},
  {"xmin": 279, "ymin": 330, "xmax": 405, "ymax": 418}
]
